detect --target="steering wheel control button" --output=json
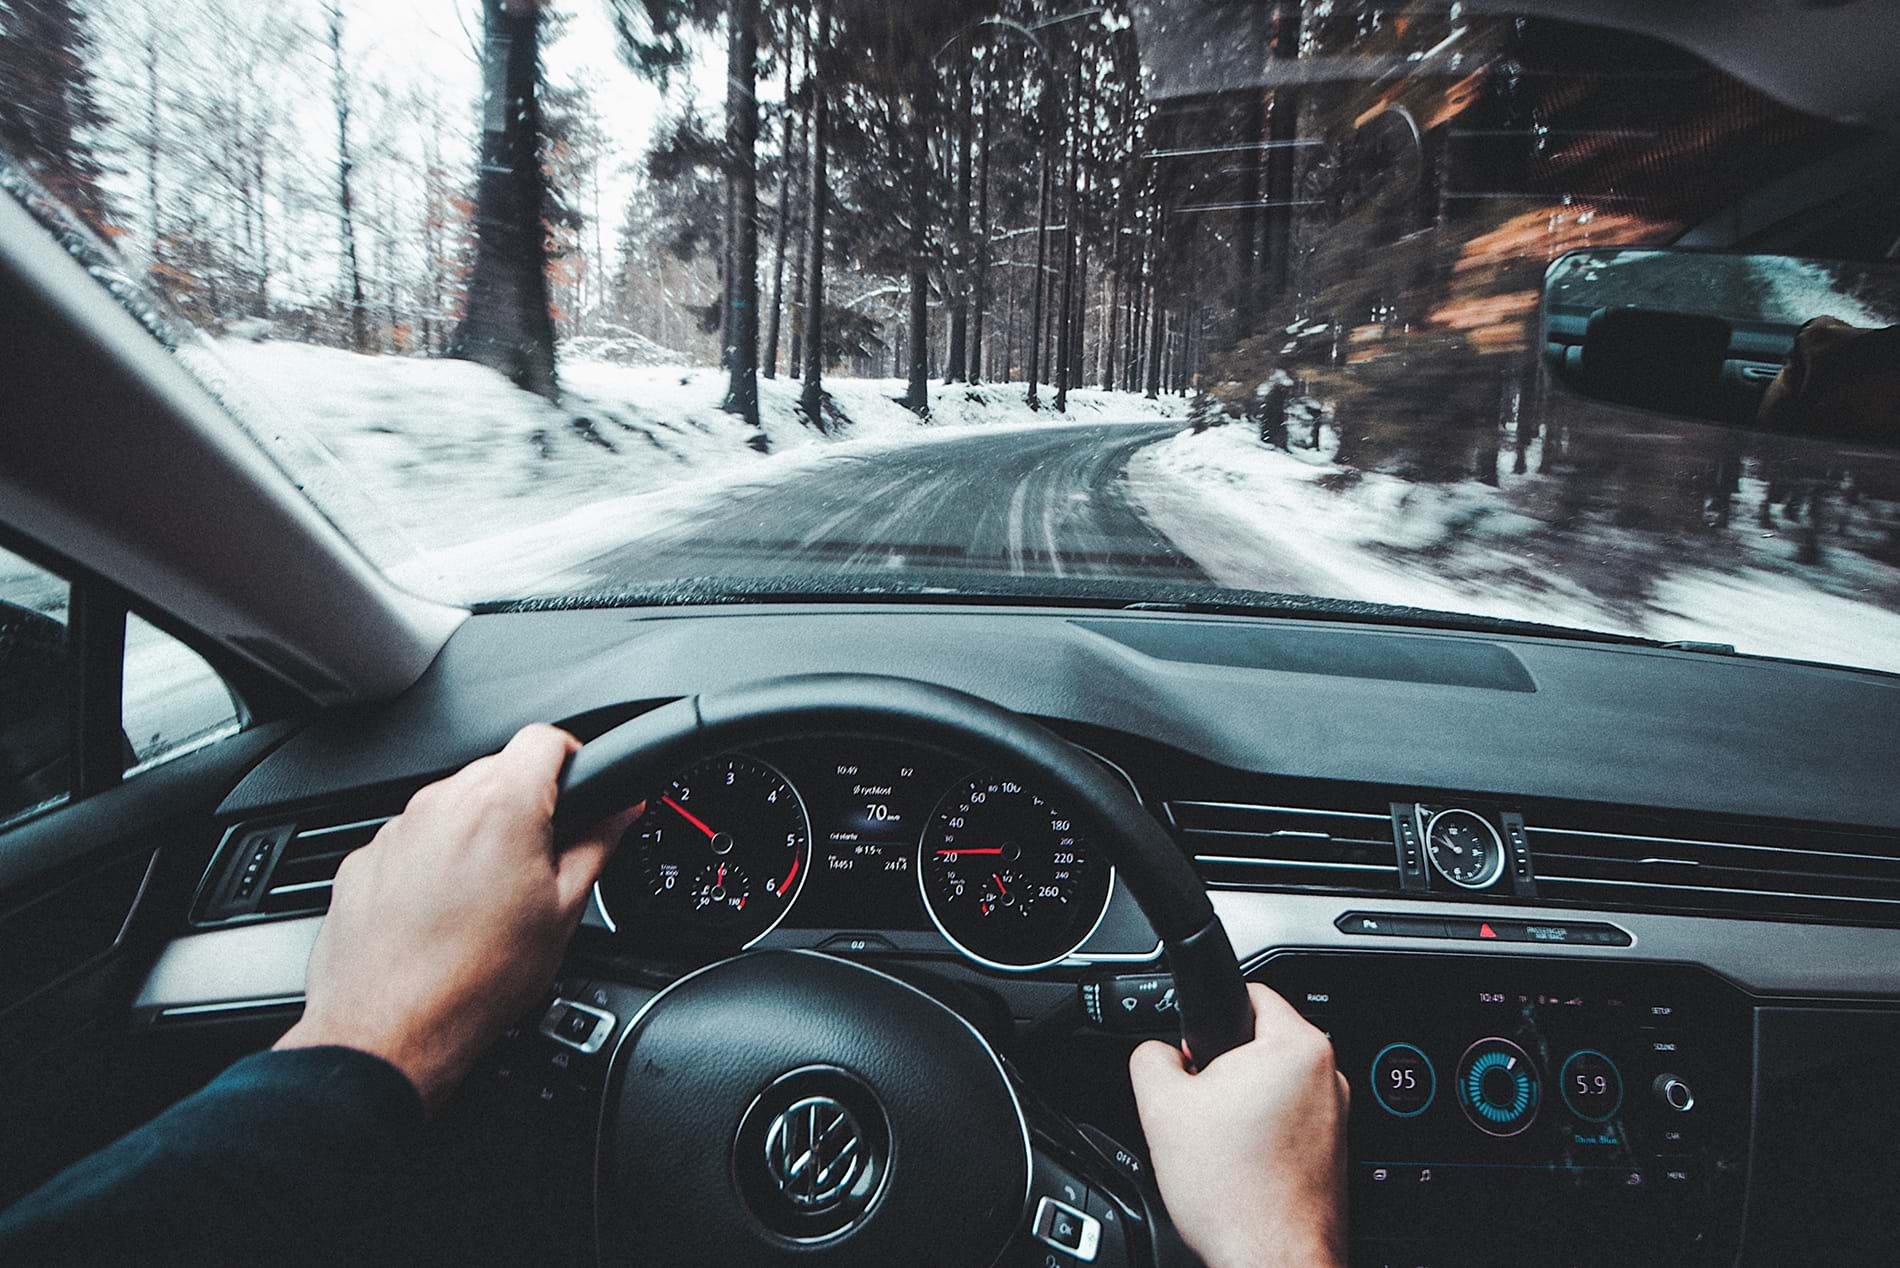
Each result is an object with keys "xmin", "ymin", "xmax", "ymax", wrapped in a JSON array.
[
  {"xmin": 537, "ymin": 999, "xmax": 615, "ymax": 1055},
  {"xmin": 1083, "ymin": 1186, "xmax": 1132, "ymax": 1267},
  {"xmin": 1077, "ymin": 1124, "xmax": 1146, "ymax": 1184},
  {"xmin": 1371, "ymin": 1043, "xmax": 1436, "ymax": 1117},
  {"xmin": 1032, "ymin": 1197, "xmax": 1101, "ymax": 1262},
  {"xmin": 1456, "ymin": 1037, "xmax": 1541, "ymax": 1137},
  {"xmin": 1079, "ymin": 974, "xmax": 1178, "ymax": 1031},
  {"xmin": 1033, "ymin": 1152, "xmax": 1091, "ymax": 1211}
]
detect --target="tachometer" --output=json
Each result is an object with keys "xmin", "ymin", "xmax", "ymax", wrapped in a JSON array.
[
  {"xmin": 919, "ymin": 775, "xmax": 1114, "ymax": 971},
  {"xmin": 598, "ymin": 754, "xmax": 810, "ymax": 945}
]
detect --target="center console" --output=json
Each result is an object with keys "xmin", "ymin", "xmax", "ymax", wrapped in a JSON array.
[{"xmin": 1253, "ymin": 952, "xmax": 1751, "ymax": 1268}]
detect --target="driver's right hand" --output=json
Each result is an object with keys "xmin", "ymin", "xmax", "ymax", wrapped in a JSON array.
[{"xmin": 1130, "ymin": 982, "xmax": 1349, "ymax": 1268}]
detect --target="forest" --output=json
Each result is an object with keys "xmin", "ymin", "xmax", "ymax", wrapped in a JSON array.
[
  {"xmin": 0, "ymin": 0, "xmax": 1208, "ymax": 429},
  {"xmin": 5, "ymin": 0, "xmax": 1900, "ymax": 666}
]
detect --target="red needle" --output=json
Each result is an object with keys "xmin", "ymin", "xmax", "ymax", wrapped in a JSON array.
[
  {"xmin": 937, "ymin": 847, "xmax": 1004, "ymax": 856},
  {"xmin": 992, "ymin": 873, "xmax": 1009, "ymax": 895},
  {"xmin": 663, "ymin": 795, "xmax": 717, "ymax": 839},
  {"xmin": 716, "ymin": 862, "xmax": 726, "ymax": 888}
]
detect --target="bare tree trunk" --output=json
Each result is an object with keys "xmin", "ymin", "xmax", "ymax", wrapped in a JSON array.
[
  {"xmin": 970, "ymin": 78, "xmax": 990, "ymax": 385},
  {"xmin": 1262, "ymin": 4, "xmax": 1302, "ymax": 304},
  {"xmin": 901, "ymin": 90, "xmax": 930, "ymax": 417},
  {"xmin": 1144, "ymin": 204, "xmax": 1166, "ymax": 399},
  {"xmin": 141, "ymin": 24, "xmax": 162, "ymax": 262},
  {"xmin": 1234, "ymin": 92, "xmax": 1267, "ymax": 340},
  {"xmin": 719, "ymin": 174, "xmax": 735, "ymax": 369},
  {"xmin": 1025, "ymin": 145, "xmax": 1050, "ymax": 407},
  {"xmin": 1054, "ymin": 59, "xmax": 1079, "ymax": 414},
  {"xmin": 797, "ymin": 1, "xmax": 830, "ymax": 428},
  {"xmin": 1003, "ymin": 238, "xmax": 1017, "ymax": 382},
  {"xmin": 763, "ymin": 26, "xmax": 799, "ymax": 380},
  {"xmin": 452, "ymin": 0, "xmax": 558, "ymax": 401},
  {"xmin": 1105, "ymin": 176, "xmax": 1127, "ymax": 391},
  {"xmin": 722, "ymin": 0, "xmax": 761, "ymax": 431},
  {"xmin": 325, "ymin": 1, "xmax": 367, "ymax": 354},
  {"xmin": 944, "ymin": 63, "xmax": 972, "ymax": 384}
]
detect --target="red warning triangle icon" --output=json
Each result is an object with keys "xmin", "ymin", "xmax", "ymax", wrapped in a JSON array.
[{"xmin": 1479, "ymin": 922, "xmax": 1498, "ymax": 939}]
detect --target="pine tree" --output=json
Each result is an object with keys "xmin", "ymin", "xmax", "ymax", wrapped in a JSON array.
[{"xmin": 0, "ymin": 0, "xmax": 113, "ymax": 233}]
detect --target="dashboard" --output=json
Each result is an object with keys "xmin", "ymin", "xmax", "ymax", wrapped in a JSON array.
[
  {"xmin": 122, "ymin": 603, "xmax": 1900, "ymax": 1267},
  {"xmin": 596, "ymin": 740, "xmax": 1124, "ymax": 971}
]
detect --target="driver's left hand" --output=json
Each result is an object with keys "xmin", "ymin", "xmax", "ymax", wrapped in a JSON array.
[{"xmin": 275, "ymin": 724, "xmax": 637, "ymax": 1112}]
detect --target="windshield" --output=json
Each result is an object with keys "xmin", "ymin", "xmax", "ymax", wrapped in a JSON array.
[{"xmin": 7, "ymin": 0, "xmax": 1900, "ymax": 671}]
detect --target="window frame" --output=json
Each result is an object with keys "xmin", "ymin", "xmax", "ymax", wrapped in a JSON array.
[{"xmin": 0, "ymin": 522, "xmax": 303, "ymax": 833}]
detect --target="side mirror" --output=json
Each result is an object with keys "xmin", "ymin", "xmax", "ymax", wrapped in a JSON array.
[{"xmin": 1542, "ymin": 248, "xmax": 1900, "ymax": 445}]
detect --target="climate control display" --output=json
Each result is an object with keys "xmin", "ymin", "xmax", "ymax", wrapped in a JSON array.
[
  {"xmin": 1457, "ymin": 1038, "xmax": 1540, "ymax": 1136},
  {"xmin": 1371, "ymin": 1043, "xmax": 1436, "ymax": 1117},
  {"xmin": 1561, "ymin": 1049, "xmax": 1624, "ymax": 1122}
]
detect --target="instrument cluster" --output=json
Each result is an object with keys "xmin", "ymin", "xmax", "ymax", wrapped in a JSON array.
[{"xmin": 593, "ymin": 739, "xmax": 1119, "ymax": 970}]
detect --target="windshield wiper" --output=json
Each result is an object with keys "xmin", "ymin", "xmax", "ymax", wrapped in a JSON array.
[{"xmin": 479, "ymin": 574, "xmax": 1664, "ymax": 651}]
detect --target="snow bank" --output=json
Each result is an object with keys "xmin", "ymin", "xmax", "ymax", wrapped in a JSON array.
[
  {"xmin": 1128, "ymin": 424, "xmax": 1900, "ymax": 673},
  {"xmin": 206, "ymin": 341, "xmax": 1185, "ymax": 600}
]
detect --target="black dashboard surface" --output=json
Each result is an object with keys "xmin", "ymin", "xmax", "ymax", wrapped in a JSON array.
[{"xmin": 221, "ymin": 604, "xmax": 1900, "ymax": 832}]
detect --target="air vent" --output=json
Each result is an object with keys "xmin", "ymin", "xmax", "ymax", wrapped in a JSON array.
[
  {"xmin": 198, "ymin": 814, "xmax": 389, "ymax": 924},
  {"xmin": 1525, "ymin": 814, "xmax": 1900, "ymax": 926},
  {"xmin": 1166, "ymin": 800, "xmax": 1401, "ymax": 893}
]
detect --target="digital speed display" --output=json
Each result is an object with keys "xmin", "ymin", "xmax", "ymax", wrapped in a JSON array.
[{"xmin": 783, "ymin": 755, "xmax": 937, "ymax": 930}]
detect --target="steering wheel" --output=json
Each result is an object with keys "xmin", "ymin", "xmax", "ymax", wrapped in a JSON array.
[{"xmin": 555, "ymin": 674, "xmax": 1256, "ymax": 1268}]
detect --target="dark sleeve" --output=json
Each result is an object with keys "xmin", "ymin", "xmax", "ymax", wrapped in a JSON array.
[{"xmin": 0, "ymin": 1046, "xmax": 424, "ymax": 1267}]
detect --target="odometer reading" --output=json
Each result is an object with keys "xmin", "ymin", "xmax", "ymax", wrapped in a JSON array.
[
  {"xmin": 920, "ymin": 775, "xmax": 1113, "ymax": 970},
  {"xmin": 600, "ymin": 754, "xmax": 811, "ymax": 945}
]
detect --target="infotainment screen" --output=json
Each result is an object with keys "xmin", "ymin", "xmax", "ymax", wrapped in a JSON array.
[{"xmin": 1255, "ymin": 952, "xmax": 1750, "ymax": 1267}]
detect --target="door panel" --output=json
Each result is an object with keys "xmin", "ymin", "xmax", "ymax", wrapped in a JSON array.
[{"xmin": 0, "ymin": 722, "xmax": 292, "ymax": 1203}]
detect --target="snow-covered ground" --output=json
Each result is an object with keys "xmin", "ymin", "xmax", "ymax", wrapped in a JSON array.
[
  {"xmin": 1128, "ymin": 423, "xmax": 1900, "ymax": 672},
  {"xmin": 201, "ymin": 340, "xmax": 1186, "ymax": 600}
]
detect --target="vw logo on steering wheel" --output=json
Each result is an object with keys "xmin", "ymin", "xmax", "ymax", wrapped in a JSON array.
[{"xmin": 763, "ymin": 1095, "xmax": 867, "ymax": 1211}]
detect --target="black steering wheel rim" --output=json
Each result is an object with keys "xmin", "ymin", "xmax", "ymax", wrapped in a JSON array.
[
  {"xmin": 556, "ymin": 672, "xmax": 1254, "ymax": 1065},
  {"xmin": 556, "ymin": 673, "xmax": 1254, "ymax": 1267}
]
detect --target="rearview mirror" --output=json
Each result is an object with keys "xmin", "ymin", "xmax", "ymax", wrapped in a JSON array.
[{"xmin": 1542, "ymin": 248, "xmax": 1900, "ymax": 445}]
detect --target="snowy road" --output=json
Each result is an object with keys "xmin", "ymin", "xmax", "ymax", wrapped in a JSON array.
[{"xmin": 563, "ymin": 421, "xmax": 1227, "ymax": 589}]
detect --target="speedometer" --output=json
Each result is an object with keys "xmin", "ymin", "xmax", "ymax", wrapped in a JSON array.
[
  {"xmin": 919, "ymin": 775, "xmax": 1114, "ymax": 971},
  {"xmin": 597, "ymin": 754, "xmax": 811, "ymax": 946}
]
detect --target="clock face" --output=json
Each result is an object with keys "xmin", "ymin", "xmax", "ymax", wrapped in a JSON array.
[{"xmin": 1424, "ymin": 810, "xmax": 1506, "ymax": 890}]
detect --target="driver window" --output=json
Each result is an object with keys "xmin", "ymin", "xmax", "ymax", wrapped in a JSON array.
[
  {"xmin": 0, "ymin": 547, "xmax": 72, "ymax": 825},
  {"xmin": 122, "ymin": 613, "xmax": 240, "ymax": 773}
]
